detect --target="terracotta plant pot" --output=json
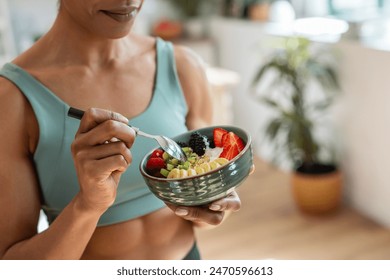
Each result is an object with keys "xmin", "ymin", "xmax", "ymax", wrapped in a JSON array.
[
  {"xmin": 248, "ymin": 3, "xmax": 270, "ymax": 22},
  {"xmin": 152, "ymin": 20, "xmax": 183, "ymax": 41},
  {"xmin": 291, "ymin": 164, "xmax": 342, "ymax": 215}
]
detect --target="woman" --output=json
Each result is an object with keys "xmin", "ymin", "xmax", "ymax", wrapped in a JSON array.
[{"xmin": 0, "ymin": 0, "xmax": 241, "ymax": 259}]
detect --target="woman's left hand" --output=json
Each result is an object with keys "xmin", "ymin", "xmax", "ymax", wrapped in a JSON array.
[{"xmin": 166, "ymin": 191, "xmax": 241, "ymax": 226}]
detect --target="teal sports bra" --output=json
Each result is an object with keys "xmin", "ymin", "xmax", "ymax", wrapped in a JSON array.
[{"xmin": 0, "ymin": 38, "xmax": 188, "ymax": 226}]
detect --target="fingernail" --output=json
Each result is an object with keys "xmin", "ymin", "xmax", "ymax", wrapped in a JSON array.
[
  {"xmin": 175, "ymin": 208, "xmax": 189, "ymax": 216},
  {"xmin": 209, "ymin": 204, "xmax": 221, "ymax": 211}
]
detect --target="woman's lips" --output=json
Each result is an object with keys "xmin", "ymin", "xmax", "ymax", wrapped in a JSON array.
[{"xmin": 101, "ymin": 8, "xmax": 138, "ymax": 23}]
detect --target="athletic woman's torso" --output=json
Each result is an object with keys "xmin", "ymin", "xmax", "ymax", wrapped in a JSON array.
[{"xmin": 8, "ymin": 35, "xmax": 195, "ymax": 259}]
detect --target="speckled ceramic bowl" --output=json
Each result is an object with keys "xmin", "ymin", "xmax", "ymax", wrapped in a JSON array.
[{"xmin": 139, "ymin": 125, "xmax": 253, "ymax": 206}]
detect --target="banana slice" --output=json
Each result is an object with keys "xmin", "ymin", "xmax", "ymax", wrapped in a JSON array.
[
  {"xmin": 215, "ymin": 157, "xmax": 229, "ymax": 166},
  {"xmin": 209, "ymin": 161, "xmax": 220, "ymax": 170},
  {"xmin": 166, "ymin": 157, "xmax": 230, "ymax": 178},
  {"xmin": 195, "ymin": 166, "xmax": 205, "ymax": 175},
  {"xmin": 179, "ymin": 169, "xmax": 188, "ymax": 178},
  {"xmin": 200, "ymin": 163, "xmax": 211, "ymax": 172},
  {"xmin": 167, "ymin": 168, "xmax": 180, "ymax": 179},
  {"xmin": 188, "ymin": 168, "xmax": 197, "ymax": 176}
]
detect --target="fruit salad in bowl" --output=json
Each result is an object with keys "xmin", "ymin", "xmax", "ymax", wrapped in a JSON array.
[{"xmin": 139, "ymin": 126, "xmax": 253, "ymax": 206}]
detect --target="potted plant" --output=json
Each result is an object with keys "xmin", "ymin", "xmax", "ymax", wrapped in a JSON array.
[
  {"xmin": 252, "ymin": 37, "xmax": 342, "ymax": 214},
  {"xmin": 167, "ymin": 0, "xmax": 216, "ymax": 39},
  {"xmin": 168, "ymin": 0, "xmax": 207, "ymax": 19},
  {"xmin": 246, "ymin": 0, "xmax": 272, "ymax": 21}
]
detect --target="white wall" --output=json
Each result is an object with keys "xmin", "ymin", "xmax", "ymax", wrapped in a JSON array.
[
  {"xmin": 7, "ymin": 0, "xmax": 57, "ymax": 53},
  {"xmin": 336, "ymin": 40, "xmax": 390, "ymax": 226}
]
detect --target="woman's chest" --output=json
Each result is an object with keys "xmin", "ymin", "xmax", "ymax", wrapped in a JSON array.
[{"xmin": 31, "ymin": 64, "xmax": 156, "ymax": 118}]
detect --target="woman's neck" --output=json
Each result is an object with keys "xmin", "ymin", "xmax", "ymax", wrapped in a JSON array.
[{"xmin": 33, "ymin": 11, "xmax": 135, "ymax": 69}]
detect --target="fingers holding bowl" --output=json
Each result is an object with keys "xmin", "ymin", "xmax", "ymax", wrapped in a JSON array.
[
  {"xmin": 166, "ymin": 203, "xmax": 225, "ymax": 226},
  {"xmin": 166, "ymin": 191, "xmax": 241, "ymax": 226},
  {"xmin": 208, "ymin": 191, "xmax": 241, "ymax": 212}
]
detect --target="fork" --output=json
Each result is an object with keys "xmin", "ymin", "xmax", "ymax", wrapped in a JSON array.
[{"xmin": 67, "ymin": 107, "xmax": 187, "ymax": 162}]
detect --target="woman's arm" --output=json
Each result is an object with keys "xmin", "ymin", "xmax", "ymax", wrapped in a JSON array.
[
  {"xmin": 0, "ymin": 80, "xmax": 101, "ymax": 259},
  {"xmin": 174, "ymin": 45, "xmax": 213, "ymax": 130},
  {"xmin": 0, "ymin": 80, "xmax": 134, "ymax": 259}
]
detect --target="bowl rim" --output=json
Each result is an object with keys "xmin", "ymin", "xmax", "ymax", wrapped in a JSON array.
[{"xmin": 139, "ymin": 125, "xmax": 252, "ymax": 182}]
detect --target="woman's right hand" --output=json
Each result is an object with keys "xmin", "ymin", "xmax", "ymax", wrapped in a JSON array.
[{"xmin": 71, "ymin": 108, "xmax": 135, "ymax": 214}]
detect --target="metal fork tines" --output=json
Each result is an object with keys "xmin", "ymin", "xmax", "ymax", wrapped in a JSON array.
[{"xmin": 132, "ymin": 129, "xmax": 187, "ymax": 163}]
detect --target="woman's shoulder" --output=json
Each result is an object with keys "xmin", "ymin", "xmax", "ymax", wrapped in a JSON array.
[
  {"xmin": 0, "ymin": 75, "xmax": 22, "ymax": 100},
  {"xmin": 0, "ymin": 75, "xmax": 30, "ymax": 129},
  {"xmin": 171, "ymin": 42, "xmax": 208, "ymax": 92},
  {"xmin": 0, "ymin": 75, "xmax": 29, "ymax": 118},
  {"xmin": 0, "ymin": 67, "xmax": 35, "ymax": 118},
  {"xmin": 170, "ymin": 43, "xmax": 213, "ymax": 129},
  {"xmin": 0, "ymin": 74, "xmax": 39, "ymax": 152},
  {"xmin": 173, "ymin": 43, "xmax": 206, "ymax": 71}
]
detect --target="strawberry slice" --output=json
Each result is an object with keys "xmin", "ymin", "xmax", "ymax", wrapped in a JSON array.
[
  {"xmin": 151, "ymin": 149, "xmax": 164, "ymax": 159},
  {"xmin": 220, "ymin": 132, "xmax": 245, "ymax": 160},
  {"xmin": 222, "ymin": 132, "xmax": 245, "ymax": 152},
  {"xmin": 146, "ymin": 157, "xmax": 166, "ymax": 172},
  {"xmin": 220, "ymin": 144, "xmax": 239, "ymax": 160},
  {"xmin": 213, "ymin": 128, "xmax": 228, "ymax": 147}
]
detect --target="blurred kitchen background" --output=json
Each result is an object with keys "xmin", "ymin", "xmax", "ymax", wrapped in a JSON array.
[{"xmin": 2, "ymin": 0, "xmax": 390, "ymax": 259}]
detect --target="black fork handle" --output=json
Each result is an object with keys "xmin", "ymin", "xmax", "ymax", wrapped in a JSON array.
[
  {"xmin": 67, "ymin": 107, "xmax": 140, "ymax": 133},
  {"xmin": 67, "ymin": 107, "xmax": 85, "ymax": 120}
]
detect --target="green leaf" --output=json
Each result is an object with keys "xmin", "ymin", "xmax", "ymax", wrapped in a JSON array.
[
  {"xmin": 265, "ymin": 118, "xmax": 282, "ymax": 140},
  {"xmin": 261, "ymin": 97, "xmax": 281, "ymax": 109},
  {"xmin": 252, "ymin": 60, "xmax": 279, "ymax": 86},
  {"xmin": 167, "ymin": 0, "xmax": 208, "ymax": 17},
  {"xmin": 312, "ymin": 99, "xmax": 332, "ymax": 111}
]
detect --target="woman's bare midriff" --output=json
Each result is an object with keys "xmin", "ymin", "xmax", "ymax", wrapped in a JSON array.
[{"xmin": 81, "ymin": 207, "xmax": 195, "ymax": 260}]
